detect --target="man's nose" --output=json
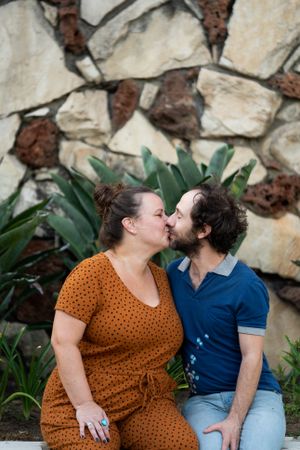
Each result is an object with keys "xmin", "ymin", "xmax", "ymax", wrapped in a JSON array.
[{"xmin": 166, "ymin": 213, "xmax": 175, "ymax": 227}]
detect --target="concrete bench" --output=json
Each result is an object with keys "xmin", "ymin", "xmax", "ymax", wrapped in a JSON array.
[{"xmin": 0, "ymin": 437, "xmax": 300, "ymax": 449}]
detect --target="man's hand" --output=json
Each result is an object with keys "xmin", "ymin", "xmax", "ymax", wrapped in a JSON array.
[{"xmin": 203, "ymin": 416, "xmax": 241, "ymax": 450}]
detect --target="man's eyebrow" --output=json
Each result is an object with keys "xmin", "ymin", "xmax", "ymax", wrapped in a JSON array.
[
  {"xmin": 154, "ymin": 208, "xmax": 164, "ymax": 213},
  {"xmin": 176, "ymin": 207, "xmax": 183, "ymax": 215}
]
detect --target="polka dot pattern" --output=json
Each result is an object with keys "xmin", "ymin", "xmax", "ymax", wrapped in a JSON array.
[{"xmin": 41, "ymin": 253, "xmax": 197, "ymax": 449}]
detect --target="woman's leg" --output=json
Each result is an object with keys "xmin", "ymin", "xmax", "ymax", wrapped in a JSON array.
[
  {"xmin": 41, "ymin": 422, "xmax": 121, "ymax": 449},
  {"xmin": 119, "ymin": 397, "xmax": 198, "ymax": 450}
]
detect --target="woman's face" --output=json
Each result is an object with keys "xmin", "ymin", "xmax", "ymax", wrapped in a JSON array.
[{"xmin": 133, "ymin": 193, "xmax": 169, "ymax": 251}]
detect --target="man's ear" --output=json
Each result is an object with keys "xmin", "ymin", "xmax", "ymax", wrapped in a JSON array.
[
  {"xmin": 121, "ymin": 217, "xmax": 137, "ymax": 235},
  {"xmin": 196, "ymin": 224, "xmax": 211, "ymax": 239}
]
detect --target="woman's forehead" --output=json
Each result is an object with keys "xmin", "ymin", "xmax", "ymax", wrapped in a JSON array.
[{"xmin": 139, "ymin": 193, "xmax": 163, "ymax": 211}]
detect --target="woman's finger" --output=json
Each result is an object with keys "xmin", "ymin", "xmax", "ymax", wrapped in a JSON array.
[
  {"xmin": 94, "ymin": 421, "xmax": 108, "ymax": 443},
  {"xmin": 86, "ymin": 421, "xmax": 102, "ymax": 443},
  {"xmin": 79, "ymin": 421, "xmax": 85, "ymax": 439},
  {"xmin": 99, "ymin": 417, "xmax": 110, "ymax": 440}
]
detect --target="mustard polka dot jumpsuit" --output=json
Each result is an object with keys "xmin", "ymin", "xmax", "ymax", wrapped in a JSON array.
[{"xmin": 41, "ymin": 253, "xmax": 198, "ymax": 449}]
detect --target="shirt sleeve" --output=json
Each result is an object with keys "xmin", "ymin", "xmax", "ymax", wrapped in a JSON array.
[
  {"xmin": 236, "ymin": 277, "xmax": 269, "ymax": 336},
  {"xmin": 55, "ymin": 258, "xmax": 101, "ymax": 324}
]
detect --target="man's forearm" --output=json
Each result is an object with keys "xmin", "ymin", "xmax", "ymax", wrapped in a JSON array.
[{"xmin": 228, "ymin": 352, "xmax": 263, "ymax": 426}]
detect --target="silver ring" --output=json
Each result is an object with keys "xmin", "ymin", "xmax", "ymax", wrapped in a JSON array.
[{"xmin": 86, "ymin": 422, "xmax": 93, "ymax": 427}]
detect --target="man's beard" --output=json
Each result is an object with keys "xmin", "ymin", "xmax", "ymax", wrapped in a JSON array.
[{"xmin": 169, "ymin": 229, "xmax": 202, "ymax": 257}]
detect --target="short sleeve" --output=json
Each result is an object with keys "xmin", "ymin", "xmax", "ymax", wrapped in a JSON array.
[
  {"xmin": 55, "ymin": 258, "xmax": 101, "ymax": 324},
  {"xmin": 236, "ymin": 277, "xmax": 269, "ymax": 336}
]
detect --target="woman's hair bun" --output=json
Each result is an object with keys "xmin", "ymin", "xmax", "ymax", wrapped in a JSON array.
[{"xmin": 94, "ymin": 183, "xmax": 124, "ymax": 217}]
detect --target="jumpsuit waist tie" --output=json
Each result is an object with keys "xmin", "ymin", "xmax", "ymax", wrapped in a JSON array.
[{"xmin": 138, "ymin": 369, "xmax": 176, "ymax": 410}]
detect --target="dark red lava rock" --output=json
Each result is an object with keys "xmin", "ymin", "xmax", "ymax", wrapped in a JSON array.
[
  {"xmin": 16, "ymin": 119, "xmax": 59, "ymax": 168},
  {"xmin": 197, "ymin": 0, "xmax": 233, "ymax": 45},
  {"xmin": 149, "ymin": 71, "xmax": 199, "ymax": 140},
  {"xmin": 242, "ymin": 173, "xmax": 300, "ymax": 216},
  {"xmin": 268, "ymin": 72, "xmax": 300, "ymax": 100},
  {"xmin": 59, "ymin": 5, "xmax": 85, "ymax": 54},
  {"xmin": 112, "ymin": 79, "xmax": 140, "ymax": 130}
]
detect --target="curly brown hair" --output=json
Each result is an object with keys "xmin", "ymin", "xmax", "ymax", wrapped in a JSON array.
[{"xmin": 190, "ymin": 183, "xmax": 248, "ymax": 254}]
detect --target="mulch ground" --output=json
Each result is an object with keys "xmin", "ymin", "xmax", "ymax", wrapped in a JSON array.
[{"xmin": 0, "ymin": 400, "xmax": 299, "ymax": 442}]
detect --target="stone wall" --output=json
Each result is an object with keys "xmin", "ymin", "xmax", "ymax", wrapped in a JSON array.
[{"xmin": 0, "ymin": 0, "xmax": 300, "ymax": 366}]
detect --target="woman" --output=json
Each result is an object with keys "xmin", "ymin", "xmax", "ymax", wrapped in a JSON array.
[{"xmin": 41, "ymin": 184, "xmax": 198, "ymax": 450}]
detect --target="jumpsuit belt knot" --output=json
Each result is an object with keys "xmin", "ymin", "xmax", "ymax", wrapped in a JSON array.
[{"xmin": 139, "ymin": 371, "xmax": 163, "ymax": 410}]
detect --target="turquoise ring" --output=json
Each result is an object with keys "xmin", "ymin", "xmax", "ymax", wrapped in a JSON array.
[{"xmin": 101, "ymin": 418, "xmax": 108, "ymax": 427}]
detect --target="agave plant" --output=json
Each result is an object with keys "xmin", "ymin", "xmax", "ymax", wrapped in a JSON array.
[
  {"xmin": 49, "ymin": 144, "xmax": 256, "ymax": 268},
  {"xmin": 0, "ymin": 192, "xmax": 64, "ymax": 322}
]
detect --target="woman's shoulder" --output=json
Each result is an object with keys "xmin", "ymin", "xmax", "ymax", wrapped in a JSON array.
[{"xmin": 67, "ymin": 252, "xmax": 108, "ymax": 278}]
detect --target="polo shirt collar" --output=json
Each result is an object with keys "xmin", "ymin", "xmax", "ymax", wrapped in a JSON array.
[{"xmin": 177, "ymin": 252, "xmax": 238, "ymax": 277}]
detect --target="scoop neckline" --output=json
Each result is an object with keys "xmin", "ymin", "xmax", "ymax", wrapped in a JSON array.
[{"xmin": 101, "ymin": 252, "xmax": 162, "ymax": 310}]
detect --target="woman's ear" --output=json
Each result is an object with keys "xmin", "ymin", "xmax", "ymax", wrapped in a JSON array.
[
  {"xmin": 196, "ymin": 223, "xmax": 211, "ymax": 239},
  {"xmin": 121, "ymin": 217, "xmax": 137, "ymax": 235}
]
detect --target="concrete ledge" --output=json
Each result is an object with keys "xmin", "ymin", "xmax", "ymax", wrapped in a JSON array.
[
  {"xmin": 0, "ymin": 444, "xmax": 48, "ymax": 449},
  {"xmin": 0, "ymin": 437, "xmax": 299, "ymax": 449},
  {"xmin": 283, "ymin": 437, "xmax": 300, "ymax": 449}
]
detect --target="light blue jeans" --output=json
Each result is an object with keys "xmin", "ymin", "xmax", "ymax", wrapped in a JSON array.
[{"xmin": 182, "ymin": 390, "xmax": 286, "ymax": 450}]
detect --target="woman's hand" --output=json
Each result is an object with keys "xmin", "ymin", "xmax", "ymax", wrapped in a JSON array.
[{"xmin": 76, "ymin": 400, "xmax": 110, "ymax": 444}]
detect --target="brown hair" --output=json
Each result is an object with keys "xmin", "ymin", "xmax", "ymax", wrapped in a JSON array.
[
  {"xmin": 190, "ymin": 183, "xmax": 248, "ymax": 253},
  {"xmin": 94, "ymin": 183, "xmax": 154, "ymax": 248}
]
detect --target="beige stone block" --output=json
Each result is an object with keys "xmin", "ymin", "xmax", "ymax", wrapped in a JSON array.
[
  {"xmin": 94, "ymin": 8, "xmax": 211, "ymax": 80},
  {"xmin": 220, "ymin": 0, "xmax": 300, "ymax": 79},
  {"xmin": 197, "ymin": 69, "xmax": 282, "ymax": 137}
]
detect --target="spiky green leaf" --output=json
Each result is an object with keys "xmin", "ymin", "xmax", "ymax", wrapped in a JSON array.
[
  {"xmin": 230, "ymin": 159, "xmax": 257, "ymax": 199},
  {"xmin": 141, "ymin": 146, "xmax": 157, "ymax": 177},
  {"xmin": 176, "ymin": 147, "xmax": 202, "ymax": 188},
  {"xmin": 206, "ymin": 144, "xmax": 235, "ymax": 180},
  {"xmin": 155, "ymin": 159, "xmax": 181, "ymax": 214},
  {"xmin": 88, "ymin": 156, "xmax": 121, "ymax": 184},
  {"xmin": 47, "ymin": 214, "xmax": 85, "ymax": 260}
]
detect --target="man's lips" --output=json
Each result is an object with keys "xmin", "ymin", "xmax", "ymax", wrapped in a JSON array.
[{"xmin": 168, "ymin": 231, "xmax": 175, "ymax": 240}]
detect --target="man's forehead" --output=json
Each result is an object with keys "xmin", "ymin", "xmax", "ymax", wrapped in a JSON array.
[{"xmin": 176, "ymin": 190, "xmax": 200, "ymax": 214}]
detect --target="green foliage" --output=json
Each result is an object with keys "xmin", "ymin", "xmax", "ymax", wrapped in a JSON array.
[
  {"xmin": 275, "ymin": 336, "xmax": 300, "ymax": 418},
  {"xmin": 0, "ymin": 193, "xmax": 52, "ymax": 320},
  {"xmin": 0, "ymin": 325, "xmax": 54, "ymax": 420},
  {"xmin": 166, "ymin": 355, "xmax": 188, "ymax": 390},
  {"xmin": 50, "ymin": 144, "xmax": 256, "ymax": 268},
  {"xmin": 48, "ymin": 170, "xmax": 100, "ymax": 269}
]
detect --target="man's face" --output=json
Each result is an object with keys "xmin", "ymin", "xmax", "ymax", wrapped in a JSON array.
[{"xmin": 166, "ymin": 190, "xmax": 202, "ymax": 255}]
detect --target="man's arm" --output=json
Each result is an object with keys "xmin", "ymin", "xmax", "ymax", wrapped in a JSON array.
[{"xmin": 204, "ymin": 333, "xmax": 264, "ymax": 450}]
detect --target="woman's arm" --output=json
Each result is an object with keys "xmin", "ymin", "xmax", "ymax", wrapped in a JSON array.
[{"xmin": 51, "ymin": 310, "xmax": 110, "ymax": 443}]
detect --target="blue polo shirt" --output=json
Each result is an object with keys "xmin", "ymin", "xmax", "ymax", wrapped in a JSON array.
[{"xmin": 167, "ymin": 254, "xmax": 281, "ymax": 395}]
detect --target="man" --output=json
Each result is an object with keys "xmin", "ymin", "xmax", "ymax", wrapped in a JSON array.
[{"xmin": 166, "ymin": 183, "xmax": 285, "ymax": 450}]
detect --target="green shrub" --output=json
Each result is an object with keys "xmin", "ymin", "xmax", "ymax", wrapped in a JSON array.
[
  {"xmin": 275, "ymin": 336, "xmax": 300, "ymax": 417},
  {"xmin": 0, "ymin": 325, "xmax": 54, "ymax": 420},
  {"xmin": 0, "ymin": 193, "xmax": 50, "ymax": 320}
]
